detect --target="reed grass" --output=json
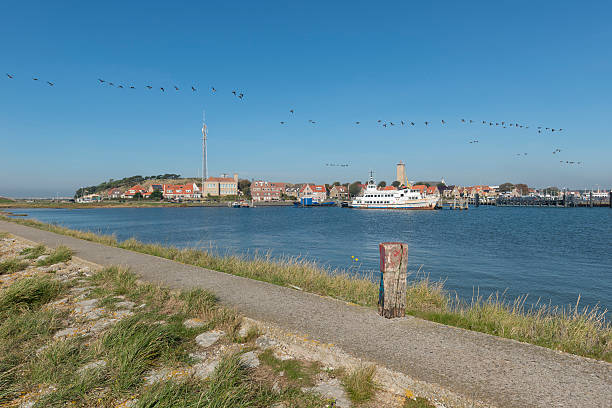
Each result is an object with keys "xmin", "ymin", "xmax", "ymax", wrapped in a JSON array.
[{"xmin": 1, "ymin": 216, "xmax": 610, "ymax": 362}]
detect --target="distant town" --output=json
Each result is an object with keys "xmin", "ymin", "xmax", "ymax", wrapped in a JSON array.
[{"xmin": 58, "ymin": 162, "xmax": 610, "ymax": 207}]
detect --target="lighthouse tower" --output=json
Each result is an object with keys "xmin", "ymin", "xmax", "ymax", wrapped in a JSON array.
[{"xmin": 396, "ymin": 161, "xmax": 408, "ymax": 188}]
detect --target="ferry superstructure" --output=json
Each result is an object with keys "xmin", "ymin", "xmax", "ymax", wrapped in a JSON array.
[{"xmin": 350, "ymin": 173, "xmax": 439, "ymax": 210}]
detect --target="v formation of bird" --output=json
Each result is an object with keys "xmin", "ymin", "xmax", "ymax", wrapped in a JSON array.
[{"xmin": 4, "ymin": 71, "xmax": 579, "ymax": 166}]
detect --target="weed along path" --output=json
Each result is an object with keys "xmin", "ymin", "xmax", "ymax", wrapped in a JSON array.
[{"xmin": 1, "ymin": 220, "xmax": 611, "ymax": 408}]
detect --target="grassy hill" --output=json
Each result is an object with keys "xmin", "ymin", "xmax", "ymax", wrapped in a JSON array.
[{"xmin": 75, "ymin": 174, "xmax": 200, "ymax": 197}]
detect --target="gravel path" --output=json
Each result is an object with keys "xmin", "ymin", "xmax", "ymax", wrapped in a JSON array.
[{"xmin": 1, "ymin": 220, "xmax": 610, "ymax": 408}]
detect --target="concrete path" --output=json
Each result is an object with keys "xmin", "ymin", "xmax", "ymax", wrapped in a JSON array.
[{"xmin": 1, "ymin": 220, "xmax": 610, "ymax": 408}]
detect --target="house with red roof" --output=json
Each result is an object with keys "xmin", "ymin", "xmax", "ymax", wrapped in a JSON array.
[
  {"xmin": 426, "ymin": 186, "xmax": 440, "ymax": 196},
  {"xmin": 163, "ymin": 183, "xmax": 201, "ymax": 200},
  {"xmin": 299, "ymin": 184, "xmax": 327, "ymax": 203},
  {"xmin": 121, "ymin": 185, "xmax": 147, "ymax": 199},
  {"xmin": 379, "ymin": 186, "xmax": 397, "ymax": 191},
  {"xmin": 329, "ymin": 185, "xmax": 349, "ymax": 200}
]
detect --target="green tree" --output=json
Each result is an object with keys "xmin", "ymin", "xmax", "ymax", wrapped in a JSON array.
[
  {"xmin": 377, "ymin": 181, "xmax": 387, "ymax": 188},
  {"xmin": 515, "ymin": 183, "xmax": 529, "ymax": 195},
  {"xmin": 499, "ymin": 182, "xmax": 514, "ymax": 192},
  {"xmin": 391, "ymin": 181, "xmax": 401, "ymax": 188},
  {"xmin": 332, "ymin": 181, "xmax": 341, "ymax": 187},
  {"xmin": 133, "ymin": 192, "xmax": 142, "ymax": 200},
  {"xmin": 238, "ymin": 179, "xmax": 252, "ymax": 198},
  {"xmin": 149, "ymin": 190, "xmax": 163, "ymax": 200},
  {"xmin": 349, "ymin": 181, "xmax": 362, "ymax": 197},
  {"xmin": 415, "ymin": 181, "xmax": 432, "ymax": 187}
]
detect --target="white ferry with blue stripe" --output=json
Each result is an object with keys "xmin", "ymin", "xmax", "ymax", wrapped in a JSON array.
[{"xmin": 350, "ymin": 173, "xmax": 439, "ymax": 210}]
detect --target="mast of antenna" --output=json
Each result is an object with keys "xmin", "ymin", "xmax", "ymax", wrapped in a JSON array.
[{"xmin": 201, "ymin": 111, "xmax": 208, "ymax": 192}]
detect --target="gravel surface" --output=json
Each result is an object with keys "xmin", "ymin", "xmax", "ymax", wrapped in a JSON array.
[{"xmin": 2, "ymin": 220, "xmax": 610, "ymax": 408}]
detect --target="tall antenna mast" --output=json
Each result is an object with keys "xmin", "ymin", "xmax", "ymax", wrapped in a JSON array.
[{"xmin": 201, "ymin": 111, "xmax": 208, "ymax": 190}]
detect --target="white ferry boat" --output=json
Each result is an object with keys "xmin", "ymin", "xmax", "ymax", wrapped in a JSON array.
[{"xmin": 350, "ymin": 173, "xmax": 439, "ymax": 210}]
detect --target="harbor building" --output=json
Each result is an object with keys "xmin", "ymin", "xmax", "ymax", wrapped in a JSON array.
[{"xmin": 202, "ymin": 174, "xmax": 239, "ymax": 197}]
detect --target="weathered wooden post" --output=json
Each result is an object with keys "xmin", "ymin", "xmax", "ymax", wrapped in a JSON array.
[{"xmin": 378, "ymin": 242, "xmax": 408, "ymax": 318}]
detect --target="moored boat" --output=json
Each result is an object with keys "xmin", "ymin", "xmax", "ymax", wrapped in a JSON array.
[{"xmin": 350, "ymin": 173, "xmax": 439, "ymax": 210}]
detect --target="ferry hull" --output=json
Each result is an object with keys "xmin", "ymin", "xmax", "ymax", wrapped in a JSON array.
[{"xmin": 350, "ymin": 201, "xmax": 438, "ymax": 210}]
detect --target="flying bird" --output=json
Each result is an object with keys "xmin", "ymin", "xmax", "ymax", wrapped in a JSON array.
[
  {"xmin": 46, "ymin": 81, "xmax": 54, "ymax": 86},
  {"xmin": 160, "ymin": 87, "xmax": 165, "ymax": 92},
  {"xmin": 174, "ymin": 86, "xmax": 179, "ymax": 91},
  {"xmin": 461, "ymin": 119, "xmax": 465, "ymax": 123},
  {"xmin": 191, "ymin": 86, "xmax": 196, "ymax": 92},
  {"xmin": 146, "ymin": 85, "xmax": 152, "ymax": 89},
  {"xmin": 424, "ymin": 121, "xmax": 429, "ymax": 126},
  {"xmin": 401, "ymin": 120, "xmax": 404, "ymax": 125},
  {"xmin": 410, "ymin": 122, "xmax": 415, "ymax": 126},
  {"xmin": 383, "ymin": 123, "xmax": 387, "ymax": 128},
  {"xmin": 355, "ymin": 121, "xmax": 360, "ymax": 124},
  {"xmin": 441, "ymin": 120, "xmax": 446, "ymax": 125},
  {"xmin": 377, "ymin": 120, "xmax": 382, "ymax": 123},
  {"xmin": 98, "ymin": 79, "xmax": 105, "ymax": 83},
  {"xmin": 6, "ymin": 73, "xmax": 14, "ymax": 79},
  {"xmin": 109, "ymin": 82, "xmax": 114, "ymax": 86},
  {"xmin": 290, "ymin": 109, "xmax": 294, "ymax": 114},
  {"xmin": 130, "ymin": 86, "xmax": 135, "ymax": 89},
  {"xmin": 32, "ymin": 77, "xmax": 39, "ymax": 81},
  {"xmin": 280, "ymin": 121, "xmax": 286, "ymax": 125},
  {"xmin": 232, "ymin": 90, "xmax": 237, "ymax": 96},
  {"xmin": 238, "ymin": 93, "xmax": 244, "ymax": 99},
  {"xmin": 118, "ymin": 85, "xmax": 123, "ymax": 88},
  {"xmin": 211, "ymin": 87, "xmax": 216, "ymax": 93}
]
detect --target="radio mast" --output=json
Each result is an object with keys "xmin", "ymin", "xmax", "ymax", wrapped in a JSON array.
[{"xmin": 201, "ymin": 111, "xmax": 208, "ymax": 191}]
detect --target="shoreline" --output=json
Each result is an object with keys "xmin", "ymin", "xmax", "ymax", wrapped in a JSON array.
[
  {"xmin": 1, "ymin": 214, "xmax": 610, "ymax": 363},
  {"xmin": 0, "ymin": 200, "xmax": 295, "ymax": 210}
]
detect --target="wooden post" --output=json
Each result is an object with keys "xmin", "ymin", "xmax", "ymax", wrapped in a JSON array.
[{"xmin": 378, "ymin": 242, "xmax": 408, "ymax": 318}]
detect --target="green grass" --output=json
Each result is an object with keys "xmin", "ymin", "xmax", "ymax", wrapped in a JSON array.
[
  {"xmin": 341, "ymin": 364, "xmax": 378, "ymax": 404},
  {"xmin": 0, "ymin": 276, "xmax": 62, "ymax": 313},
  {"xmin": 0, "ymin": 231, "xmax": 9, "ymax": 239},
  {"xmin": 2, "ymin": 215, "xmax": 611, "ymax": 362},
  {"xmin": 36, "ymin": 246, "xmax": 72, "ymax": 266},
  {"xmin": 102, "ymin": 314, "xmax": 184, "ymax": 393},
  {"xmin": 20, "ymin": 244, "xmax": 46, "ymax": 259},
  {"xmin": 0, "ymin": 274, "xmax": 65, "ymax": 403},
  {"xmin": 258, "ymin": 349, "xmax": 318, "ymax": 387},
  {"xmin": 403, "ymin": 396, "xmax": 436, "ymax": 408},
  {"xmin": 0, "ymin": 258, "xmax": 29, "ymax": 275}
]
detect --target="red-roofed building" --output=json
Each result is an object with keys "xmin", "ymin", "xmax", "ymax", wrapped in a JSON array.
[
  {"xmin": 121, "ymin": 185, "xmax": 146, "ymax": 199},
  {"xmin": 329, "ymin": 185, "xmax": 349, "ymax": 200},
  {"xmin": 379, "ymin": 186, "xmax": 397, "ymax": 191},
  {"xmin": 202, "ymin": 174, "xmax": 239, "ymax": 197},
  {"xmin": 299, "ymin": 184, "xmax": 327, "ymax": 203},
  {"xmin": 251, "ymin": 181, "xmax": 288, "ymax": 201},
  {"xmin": 426, "ymin": 186, "xmax": 440, "ymax": 196},
  {"xmin": 411, "ymin": 185, "xmax": 427, "ymax": 194},
  {"xmin": 163, "ymin": 183, "xmax": 201, "ymax": 200}
]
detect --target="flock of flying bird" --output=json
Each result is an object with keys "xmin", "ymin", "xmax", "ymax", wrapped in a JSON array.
[{"xmin": 4, "ymin": 71, "xmax": 583, "ymax": 166}]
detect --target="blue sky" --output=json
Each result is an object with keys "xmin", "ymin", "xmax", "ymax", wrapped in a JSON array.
[{"xmin": 1, "ymin": 0, "xmax": 611, "ymax": 197}]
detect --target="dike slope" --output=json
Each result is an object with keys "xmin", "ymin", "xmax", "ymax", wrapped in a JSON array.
[{"xmin": 1, "ymin": 219, "xmax": 610, "ymax": 408}]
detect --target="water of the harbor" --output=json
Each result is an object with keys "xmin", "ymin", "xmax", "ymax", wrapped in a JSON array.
[{"xmin": 11, "ymin": 206, "xmax": 612, "ymax": 312}]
